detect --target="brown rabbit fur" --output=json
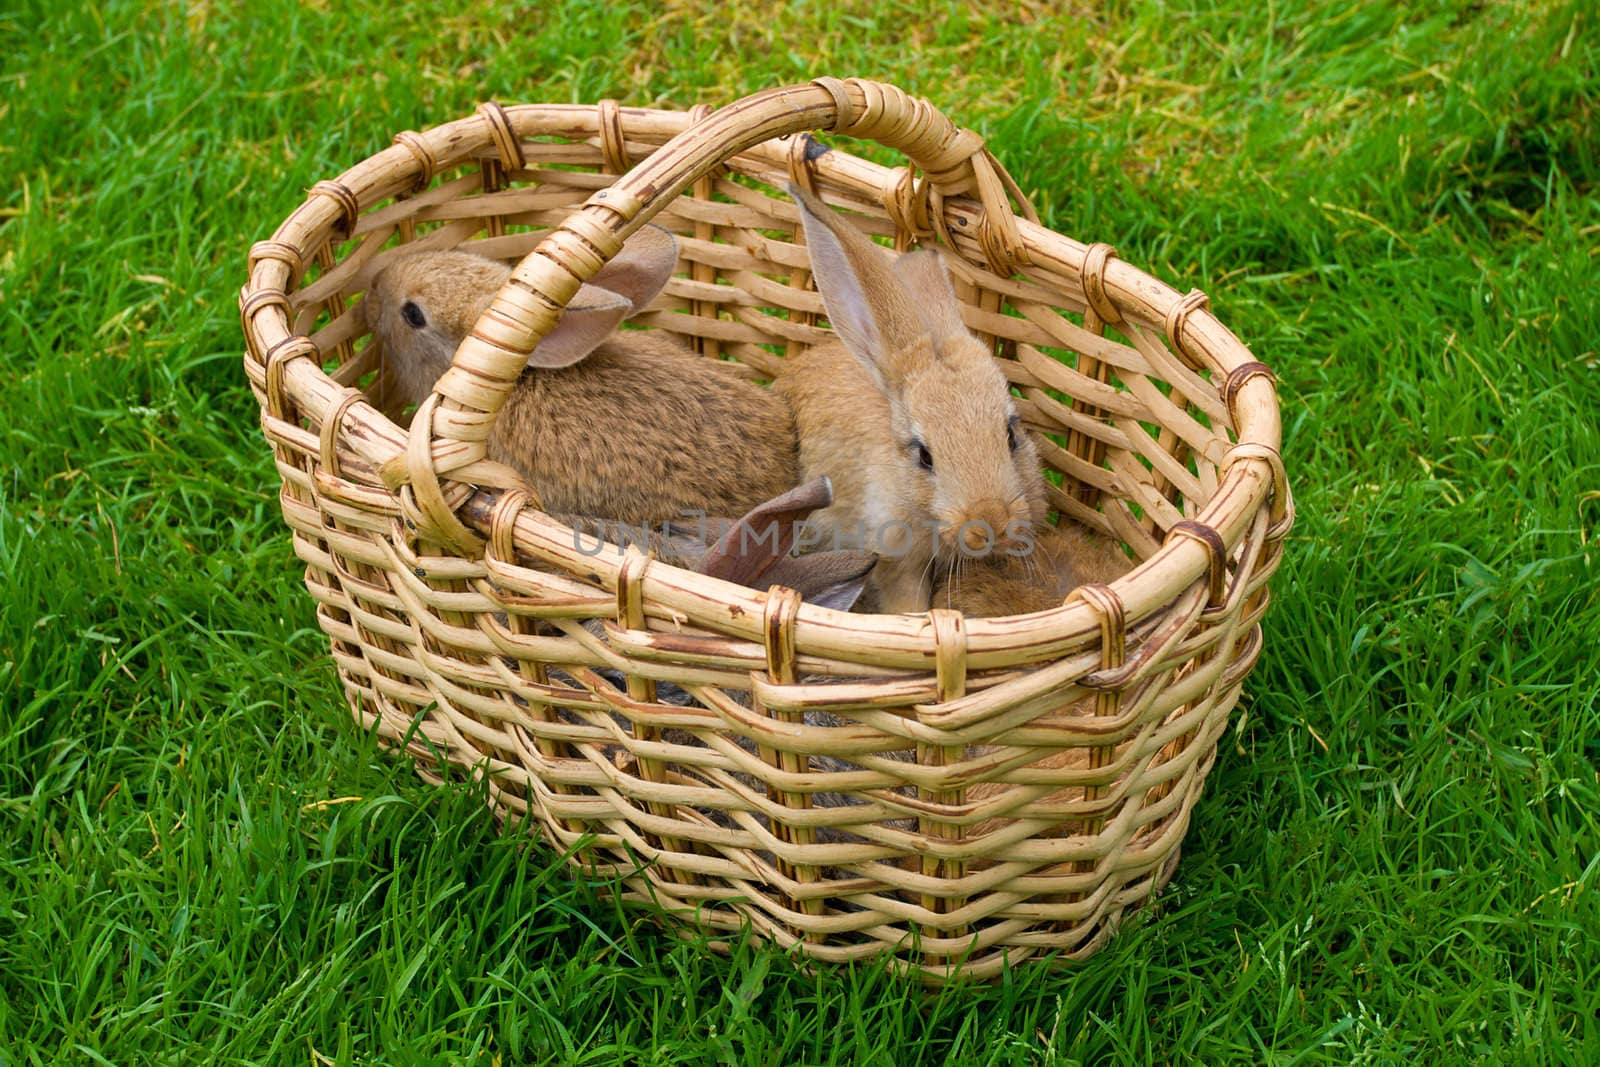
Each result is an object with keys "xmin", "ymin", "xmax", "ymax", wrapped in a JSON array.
[
  {"xmin": 931, "ymin": 517, "xmax": 1134, "ymax": 616},
  {"xmin": 364, "ymin": 228, "xmax": 797, "ymax": 525},
  {"xmin": 775, "ymin": 185, "xmax": 1047, "ymax": 614}
]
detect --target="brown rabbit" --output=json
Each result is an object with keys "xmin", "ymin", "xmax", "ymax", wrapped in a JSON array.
[
  {"xmin": 364, "ymin": 227, "xmax": 797, "ymax": 525},
  {"xmin": 931, "ymin": 517, "xmax": 1133, "ymax": 615},
  {"xmin": 774, "ymin": 185, "xmax": 1047, "ymax": 614}
]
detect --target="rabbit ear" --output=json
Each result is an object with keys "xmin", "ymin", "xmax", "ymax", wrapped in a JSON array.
[
  {"xmin": 788, "ymin": 184, "xmax": 925, "ymax": 388},
  {"xmin": 891, "ymin": 248, "xmax": 968, "ymax": 342},
  {"xmin": 588, "ymin": 223, "xmax": 678, "ymax": 314},
  {"xmin": 524, "ymin": 284, "xmax": 631, "ymax": 368},
  {"xmin": 763, "ymin": 551, "xmax": 877, "ymax": 612},
  {"xmin": 697, "ymin": 477, "xmax": 836, "ymax": 586},
  {"xmin": 524, "ymin": 225, "xmax": 678, "ymax": 369}
]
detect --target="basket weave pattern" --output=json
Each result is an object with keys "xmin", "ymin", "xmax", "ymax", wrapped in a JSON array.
[{"xmin": 239, "ymin": 80, "xmax": 1291, "ymax": 980}]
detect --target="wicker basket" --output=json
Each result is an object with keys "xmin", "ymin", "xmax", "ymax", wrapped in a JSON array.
[{"xmin": 239, "ymin": 79, "xmax": 1292, "ymax": 982}]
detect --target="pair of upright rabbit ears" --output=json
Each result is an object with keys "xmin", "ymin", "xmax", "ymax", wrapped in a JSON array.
[
  {"xmin": 787, "ymin": 183, "xmax": 969, "ymax": 387},
  {"xmin": 527, "ymin": 224, "xmax": 680, "ymax": 368}
]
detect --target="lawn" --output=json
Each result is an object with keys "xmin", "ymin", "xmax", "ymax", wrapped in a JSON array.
[{"xmin": 3, "ymin": 1, "xmax": 1598, "ymax": 1062}]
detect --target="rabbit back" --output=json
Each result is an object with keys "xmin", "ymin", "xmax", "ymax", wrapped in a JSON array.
[{"xmin": 495, "ymin": 332, "xmax": 798, "ymax": 525}]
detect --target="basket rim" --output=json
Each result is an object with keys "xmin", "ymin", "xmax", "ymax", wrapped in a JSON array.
[{"xmin": 239, "ymin": 84, "xmax": 1290, "ymax": 672}]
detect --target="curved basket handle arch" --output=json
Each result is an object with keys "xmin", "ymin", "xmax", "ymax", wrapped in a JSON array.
[{"xmin": 397, "ymin": 78, "xmax": 1039, "ymax": 551}]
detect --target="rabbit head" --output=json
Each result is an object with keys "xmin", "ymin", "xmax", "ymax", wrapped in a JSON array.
[
  {"xmin": 363, "ymin": 225, "xmax": 680, "ymax": 412},
  {"xmin": 788, "ymin": 184, "xmax": 1046, "ymax": 560}
]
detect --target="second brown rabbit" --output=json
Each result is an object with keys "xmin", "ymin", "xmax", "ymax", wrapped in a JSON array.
[{"xmin": 364, "ymin": 227, "xmax": 797, "ymax": 525}]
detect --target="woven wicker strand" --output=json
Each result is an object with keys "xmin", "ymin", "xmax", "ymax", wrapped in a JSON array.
[{"xmin": 239, "ymin": 79, "xmax": 1291, "ymax": 982}]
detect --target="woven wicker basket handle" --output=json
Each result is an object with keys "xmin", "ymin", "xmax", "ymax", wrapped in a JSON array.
[{"xmin": 403, "ymin": 78, "xmax": 1039, "ymax": 551}]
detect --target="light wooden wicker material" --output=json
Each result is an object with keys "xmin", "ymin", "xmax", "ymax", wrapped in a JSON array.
[{"xmin": 239, "ymin": 79, "xmax": 1292, "ymax": 982}]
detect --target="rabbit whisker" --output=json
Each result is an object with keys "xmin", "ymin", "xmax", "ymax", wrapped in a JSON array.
[
  {"xmin": 942, "ymin": 553, "xmax": 964, "ymax": 610},
  {"xmin": 918, "ymin": 549, "xmax": 944, "ymax": 604}
]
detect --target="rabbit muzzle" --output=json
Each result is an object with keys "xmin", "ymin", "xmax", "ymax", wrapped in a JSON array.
[{"xmin": 941, "ymin": 499, "xmax": 1029, "ymax": 556}]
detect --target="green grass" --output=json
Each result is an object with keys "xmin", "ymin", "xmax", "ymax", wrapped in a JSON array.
[{"xmin": 3, "ymin": 0, "xmax": 1598, "ymax": 1062}]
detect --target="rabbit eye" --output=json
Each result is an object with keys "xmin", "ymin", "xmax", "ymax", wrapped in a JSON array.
[
  {"xmin": 914, "ymin": 441, "xmax": 934, "ymax": 472},
  {"xmin": 1006, "ymin": 417, "xmax": 1021, "ymax": 452},
  {"xmin": 400, "ymin": 301, "xmax": 427, "ymax": 329}
]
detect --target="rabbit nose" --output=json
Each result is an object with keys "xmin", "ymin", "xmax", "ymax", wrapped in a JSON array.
[{"xmin": 945, "ymin": 501, "xmax": 1015, "ymax": 552}]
